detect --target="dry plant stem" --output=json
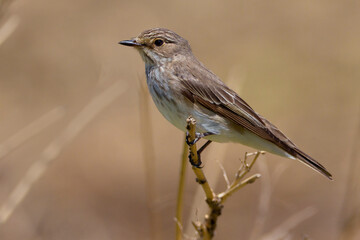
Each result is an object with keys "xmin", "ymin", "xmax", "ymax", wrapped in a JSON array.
[
  {"xmin": 0, "ymin": 107, "xmax": 65, "ymax": 160},
  {"xmin": 186, "ymin": 117, "xmax": 215, "ymax": 201},
  {"xmin": 0, "ymin": 81, "xmax": 127, "ymax": 224},
  {"xmin": 185, "ymin": 135, "xmax": 228, "ymax": 236},
  {"xmin": 0, "ymin": 15, "xmax": 19, "ymax": 46},
  {"xmin": 175, "ymin": 137, "xmax": 189, "ymax": 240},
  {"xmin": 186, "ymin": 117, "xmax": 261, "ymax": 239},
  {"xmin": 259, "ymin": 206, "xmax": 318, "ymax": 240},
  {"xmin": 186, "ymin": 117, "xmax": 215, "ymax": 239}
]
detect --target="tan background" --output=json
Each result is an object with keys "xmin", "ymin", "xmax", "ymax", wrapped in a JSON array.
[{"xmin": 0, "ymin": 0, "xmax": 359, "ymax": 239}]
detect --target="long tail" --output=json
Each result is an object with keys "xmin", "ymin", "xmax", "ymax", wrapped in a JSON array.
[{"xmin": 294, "ymin": 148, "xmax": 332, "ymax": 180}]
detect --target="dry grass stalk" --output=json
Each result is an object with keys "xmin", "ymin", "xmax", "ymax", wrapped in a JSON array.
[
  {"xmin": 0, "ymin": 107, "xmax": 65, "ymax": 160},
  {"xmin": 0, "ymin": 81, "xmax": 127, "ymax": 224},
  {"xmin": 259, "ymin": 206, "xmax": 318, "ymax": 240},
  {"xmin": 0, "ymin": 14, "xmax": 19, "ymax": 46},
  {"xmin": 175, "ymin": 138, "xmax": 189, "ymax": 240}
]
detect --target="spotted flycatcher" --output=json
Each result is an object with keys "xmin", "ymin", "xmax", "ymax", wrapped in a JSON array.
[{"xmin": 119, "ymin": 28, "xmax": 332, "ymax": 180}]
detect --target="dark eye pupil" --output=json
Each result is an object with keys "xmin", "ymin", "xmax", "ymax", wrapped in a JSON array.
[{"xmin": 154, "ymin": 39, "xmax": 164, "ymax": 46}]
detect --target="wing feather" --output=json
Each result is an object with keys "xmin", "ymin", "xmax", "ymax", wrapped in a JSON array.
[{"xmin": 177, "ymin": 62, "xmax": 296, "ymax": 155}]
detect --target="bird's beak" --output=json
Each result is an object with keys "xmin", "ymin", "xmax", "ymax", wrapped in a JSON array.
[{"xmin": 118, "ymin": 39, "xmax": 142, "ymax": 47}]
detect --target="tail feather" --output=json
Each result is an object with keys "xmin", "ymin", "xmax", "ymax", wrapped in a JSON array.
[{"xmin": 294, "ymin": 148, "xmax": 332, "ymax": 180}]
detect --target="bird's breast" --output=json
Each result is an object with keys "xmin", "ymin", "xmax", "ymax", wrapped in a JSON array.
[
  {"xmin": 144, "ymin": 65, "xmax": 232, "ymax": 136},
  {"xmin": 145, "ymin": 65, "xmax": 189, "ymax": 130}
]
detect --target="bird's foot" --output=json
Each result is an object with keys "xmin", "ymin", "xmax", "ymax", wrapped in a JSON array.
[
  {"xmin": 187, "ymin": 140, "xmax": 213, "ymax": 168},
  {"xmin": 188, "ymin": 151, "xmax": 202, "ymax": 168}
]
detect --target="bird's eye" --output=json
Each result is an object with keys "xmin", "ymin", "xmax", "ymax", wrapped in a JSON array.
[{"xmin": 154, "ymin": 39, "xmax": 164, "ymax": 47}]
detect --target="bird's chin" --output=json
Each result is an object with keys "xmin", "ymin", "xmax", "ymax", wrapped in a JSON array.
[{"xmin": 137, "ymin": 49, "xmax": 155, "ymax": 65}]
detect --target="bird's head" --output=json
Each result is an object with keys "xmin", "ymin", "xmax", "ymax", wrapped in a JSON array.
[{"xmin": 119, "ymin": 28, "xmax": 192, "ymax": 65}]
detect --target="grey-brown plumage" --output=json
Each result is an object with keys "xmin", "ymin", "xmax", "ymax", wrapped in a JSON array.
[{"xmin": 119, "ymin": 28, "xmax": 332, "ymax": 180}]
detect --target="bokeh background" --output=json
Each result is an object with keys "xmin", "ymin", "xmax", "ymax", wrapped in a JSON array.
[{"xmin": 0, "ymin": 0, "xmax": 359, "ymax": 239}]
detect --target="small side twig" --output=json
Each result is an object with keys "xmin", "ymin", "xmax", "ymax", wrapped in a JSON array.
[
  {"xmin": 219, "ymin": 151, "xmax": 264, "ymax": 203},
  {"xmin": 217, "ymin": 161, "xmax": 230, "ymax": 188},
  {"xmin": 218, "ymin": 174, "xmax": 261, "ymax": 203}
]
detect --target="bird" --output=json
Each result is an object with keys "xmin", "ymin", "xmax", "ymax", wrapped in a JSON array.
[{"xmin": 119, "ymin": 28, "xmax": 332, "ymax": 180}]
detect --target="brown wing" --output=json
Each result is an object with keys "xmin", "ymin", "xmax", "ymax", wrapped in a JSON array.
[
  {"xmin": 174, "ymin": 59, "xmax": 332, "ymax": 179},
  {"xmin": 178, "ymin": 66, "xmax": 296, "ymax": 155}
]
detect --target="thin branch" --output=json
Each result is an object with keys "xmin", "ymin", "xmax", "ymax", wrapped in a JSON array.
[
  {"xmin": 176, "ymin": 137, "xmax": 189, "ymax": 240},
  {"xmin": 220, "ymin": 151, "xmax": 264, "ymax": 202},
  {"xmin": 231, "ymin": 151, "xmax": 264, "ymax": 188},
  {"xmin": 217, "ymin": 160, "xmax": 230, "ymax": 188},
  {"xmin": 219, "ymin": 174, "xmax": 261, "ymax": 202}
]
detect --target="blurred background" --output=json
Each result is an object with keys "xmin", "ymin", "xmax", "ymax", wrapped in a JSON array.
[{"xmin": 0, "ymin": 0, "xmax": 359, "ymax": 239}]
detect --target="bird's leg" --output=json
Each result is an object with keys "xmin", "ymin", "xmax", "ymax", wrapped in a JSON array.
[
  {"xmin": 198, "ymin": 140, "xmax": 212, "ymax": 155},
  {"xmin": 188, "ymin": 140, "xmax": 213, "ymax": 168},
  {"xmin": 186, "ymin": 131, "xmax": 214, "ymax": 167}
]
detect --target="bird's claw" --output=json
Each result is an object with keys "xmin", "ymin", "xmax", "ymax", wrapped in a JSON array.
[{"xmin": 188, "ymin": 152, "xmax": 203, "ymax": 168}]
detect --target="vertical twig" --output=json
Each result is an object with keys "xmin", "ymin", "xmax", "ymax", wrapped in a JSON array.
[
  {"xmin": 186, "ymin": 117, "xmax": 215, "ymax": 201},
  {"xmin": 175, "ymin": 137, "xmax": 188, "ymax": 240},
  {"xmin": 186, "ymin": 117, "xmax": 260, "ymax": 239},
  {"xmin": 185, "ymin": 140, "xmax": 228, "ymax": 236}
]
